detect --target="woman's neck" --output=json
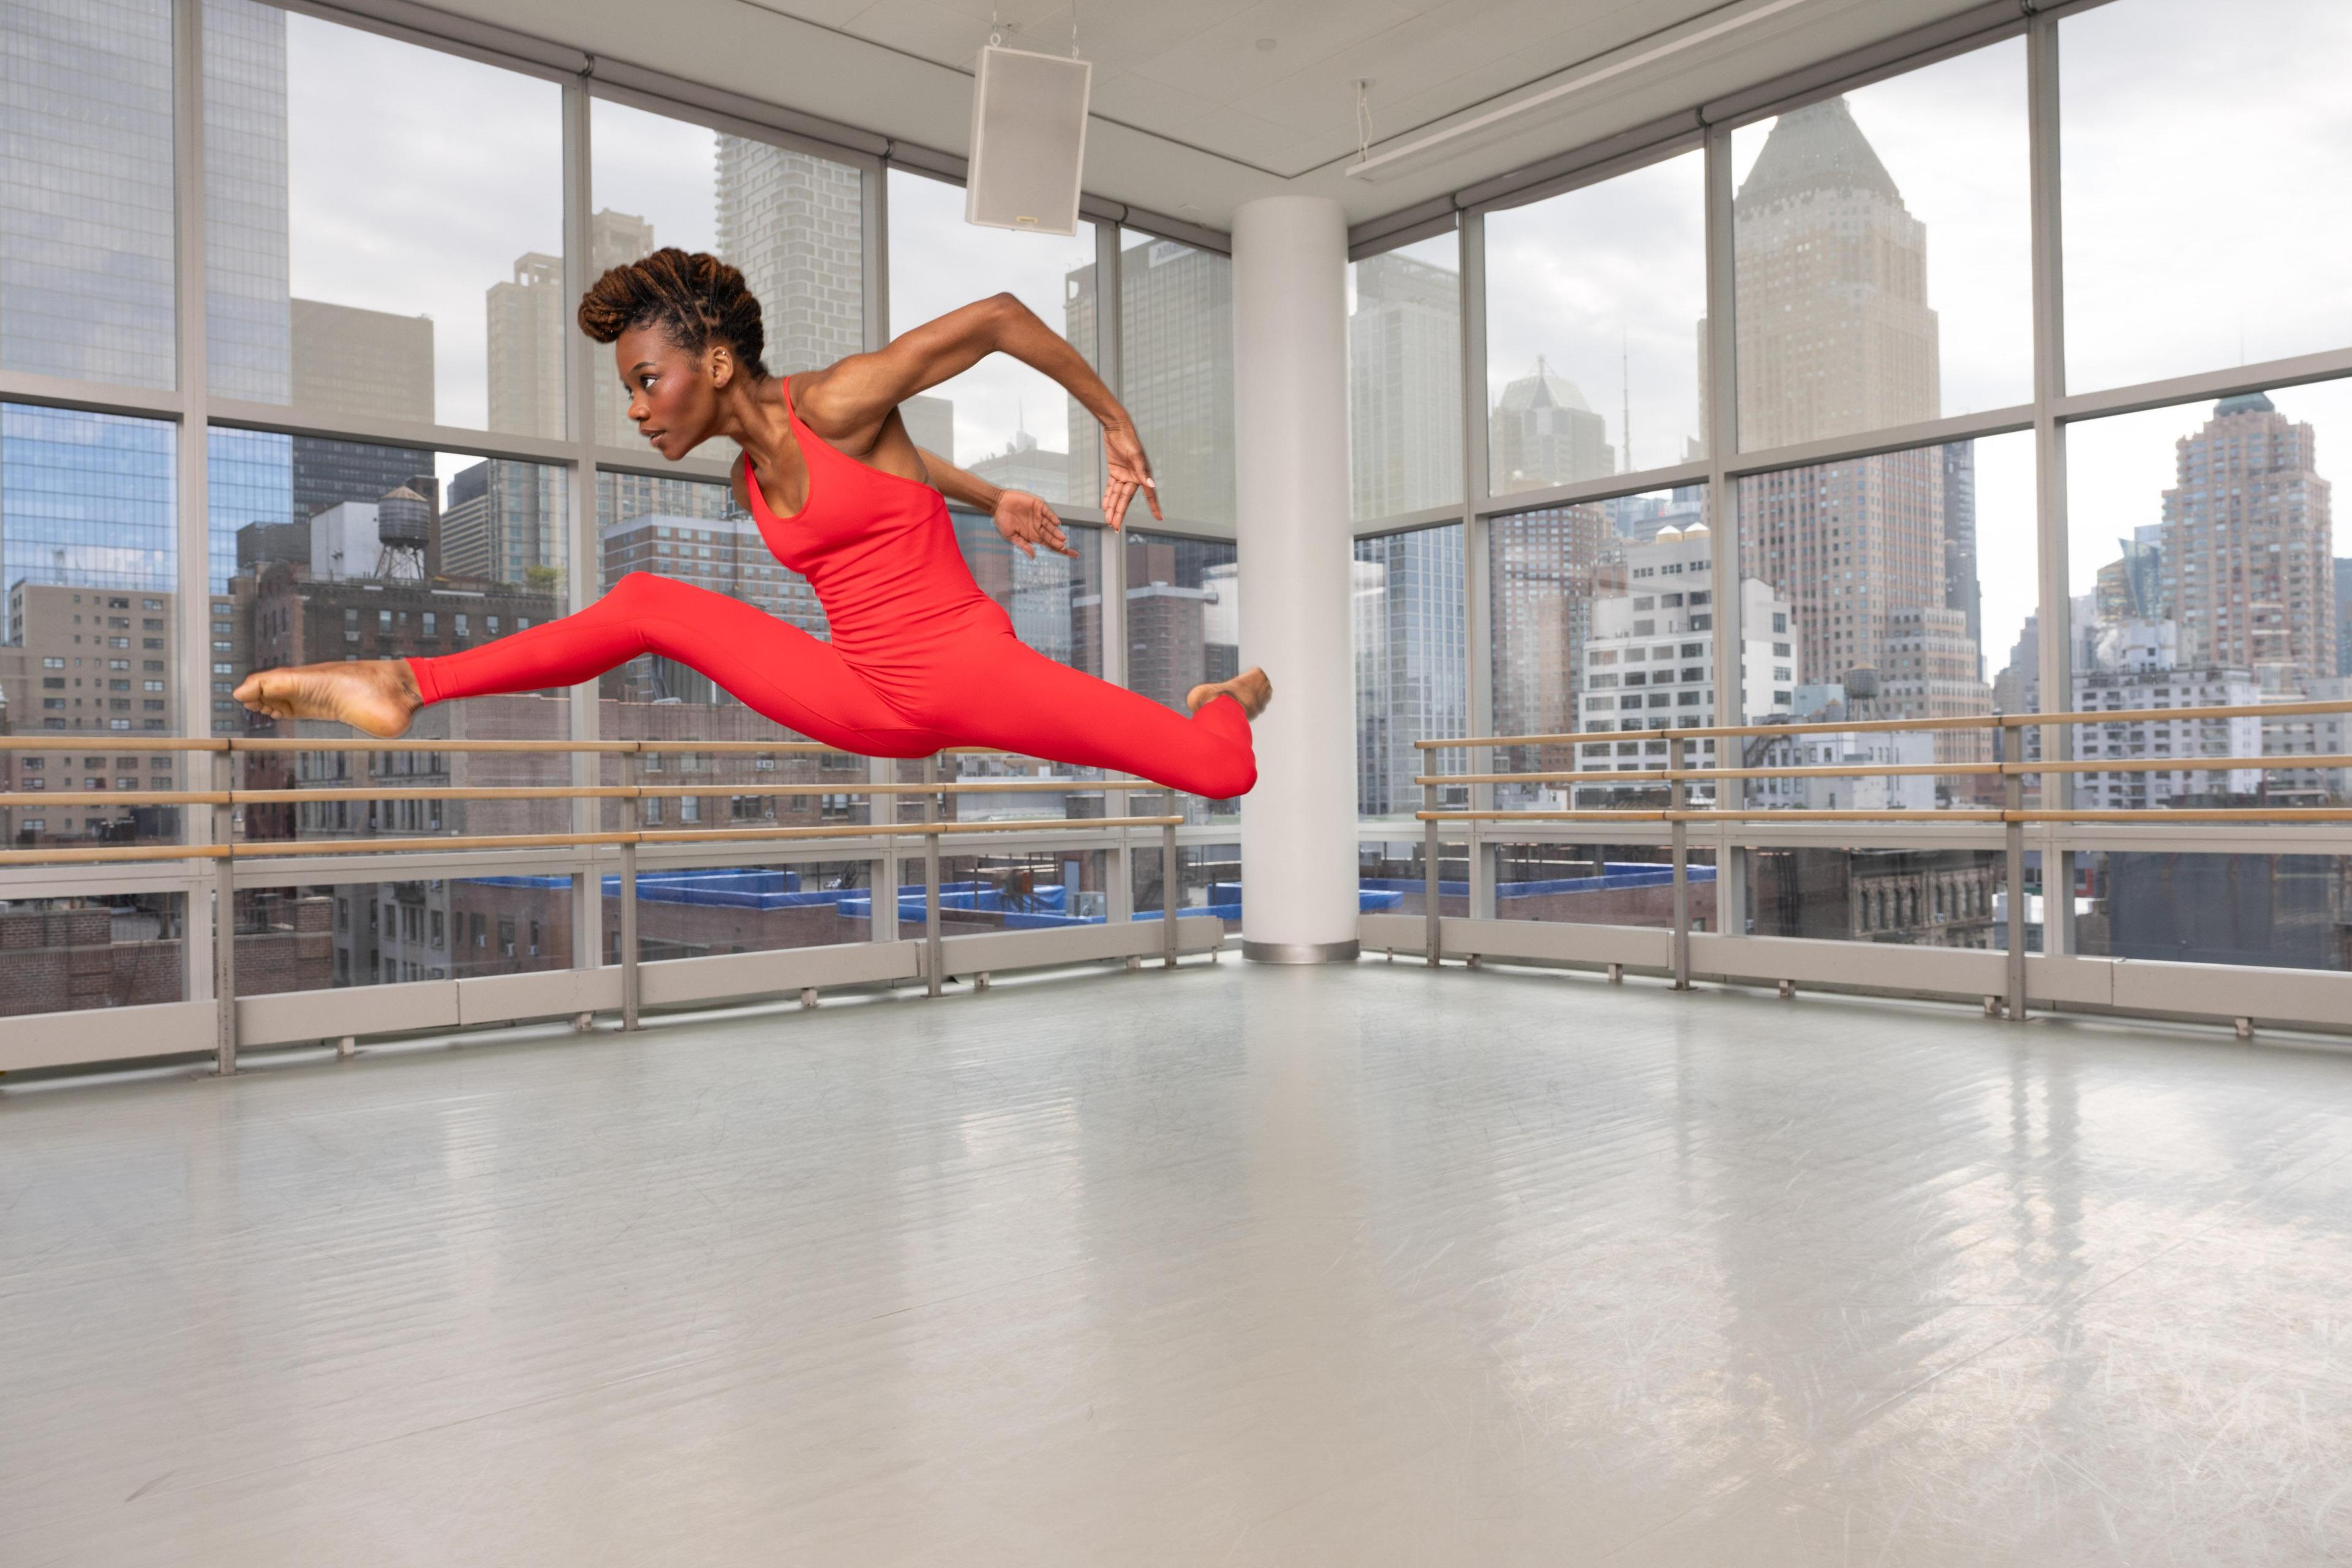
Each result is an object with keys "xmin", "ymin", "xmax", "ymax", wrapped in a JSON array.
[{"xmin": 712, "ymin": 372, "xmax": 792, "ymax": 460}]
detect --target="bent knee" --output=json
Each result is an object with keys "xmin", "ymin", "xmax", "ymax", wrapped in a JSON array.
[{"xmin": 1188, "ymin": 760, "xmax": 1256, "ymax": 800}]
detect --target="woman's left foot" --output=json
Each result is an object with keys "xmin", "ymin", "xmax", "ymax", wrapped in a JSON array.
[{"xmin": 1186, "ymin": 666, "xmax": 1272, "ymax": 719}]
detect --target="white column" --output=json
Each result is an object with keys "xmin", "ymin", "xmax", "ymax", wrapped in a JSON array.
[{"xmin": 1233, "ymin": 196, "xmax": 1357, "ymax": 962}]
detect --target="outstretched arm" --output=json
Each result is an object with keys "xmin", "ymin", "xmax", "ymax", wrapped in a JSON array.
[
  {"xmin": 917, "ymin": 448, "xmax": 1078, "ymax": 560},
  {"xmin": 796, "ymin": 294, "xmax": 1163, "ymax": 529}
]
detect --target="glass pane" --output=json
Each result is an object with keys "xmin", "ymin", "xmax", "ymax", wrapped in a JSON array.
[
  {"xmin": 2062, "ymin": 381, "xmax": 2347, "ymax": 810},
  {"xmin": 1349, "ymin": 233, "xmax": 1460, "ymax": 519},
  {"xmin": 1119, "ymin": 531, "xmax": 1238, "ymax": 820},
  {"xmin": 0, "ymin": 405, "xmax": 183, "ymax": 838},
  {"xmin": 1484, "ymin": 149, "xmax": 1704, "ymax": 494},
  {"xmin": 2, "ymin": 0, "xmax": 175, "ymax": 387},
  {"xmin": 218, "ymin": 446, "xmax": 568, "ymax": 747},
  {"xmin": 205, "ymin": 1, "xmax": 562, "ymax": 426},
  {"xmin": 1731, "ymin": 43, "xmax": 2030, "ymax": 451},
  {"xmin": 2077, "ymin": 853, "xmax": 2351, "ymax": 970},
  {"xmin": 609, "ymin": 858, "xmax": 881, "ymax": 961},
  {"xmin": 2062, "ymin": 0, "xmax": 2352, "ymax": 392},
  {"xmin": 1739, "ymin": 431, "xmax": 2033, "ymax": 810},
  {"xmin": 1354, "ymin": 524, "xmax": 1464, "ymax": 820},
  {"xmin": 887, "ymin": 171, "xmax": 1098, "ymax": 506},
  {"xmin": 1119, "ymin": 230, "xmax": 1235, "ymax": 527},
  {"xmin": 589, "ymin": 96, "xmax": 866, "ymax": 455},
  {"xmin": 938, "ymin": 850, "xmax": 1109, "ymax": 932},
  {"xmin": 595, "ymin": 469, "xmax": 816, "ymax": 736},
  {"xmin": 1492, "ymin": 487, "xmax": 1705, "ymax": 809},
  {"xmin": 1748, "ymin": 848, "xmax": 2010, "ymax": 948},
  {"xmin": 949, "ymin": 510, "xmax": 1101, "ymax": 674},
  {"xmin": 0, "ymin": 893, "xmax": 186, "ymax": 1012},
  {"xmin": 1134, "ymin": 841, "xmax": 1238, "ymax": 932},
  {"xmin": 1360, "ymin": 840, "xmax": 1458, "ymax": 917},
  {"xmin": 1495, "ymin": 841, "xmax": 1710, "ymax": 930},
  {"xmin": 236, "ymin": 878, "xmax": 566, "ymax": 991}
]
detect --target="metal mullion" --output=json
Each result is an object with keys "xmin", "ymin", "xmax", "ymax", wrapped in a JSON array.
[
  {"xmin": 1352, "ymin": 502, "xmax": 1476, "ymax": 540},
  {"xmin": 1471, "ymin": 461, "xmax": 1713, "ymax": 521},
  {"xmin": 588, "ymin": 447, "xmax": 737, "ymax": 485},
  {"xmin": 1456, "ymin": 211, "xmax": 1497, "ymax": 919},
  {"xmin": 1703, "ymin": 119, "xmax": 1746, "ymax": 927},
  {"xmin": 1719, "ymin": 405, "xmax": 2037, "ymax": 480},
  {"xmin": 2053, "ymin": 345, "xmax": 2352, "ymax": 426},
  {"xmin": 867, "ymin": 156, "xmax": 899, "ymax": 942},
  {"xmin": 0, "ymin": 370, "xmax": 186, "ymax": 420},
  {"xmin": 583, "ymin": 77, "xmax": 888, "ymax": 172},
  {"xmin": 2027, "ymin": 6, "xmax": 2075, "ymax": 959},
  {"xmin": 562, "ymin": 69, "xmax": 600, "ymax": 976},
  {"xmin": 1096, "ymin": 224, "xmax": 1135, "ymax": 923},
  {"xmin": 1459, "ymin": 124, "xmax": 1707, "ymax": 225},
  {"xmin": 207, "ymin": 398, "xmax": 576, "ymax": 465},
  {"xmin": 260, "ymin": 0, "xmax": 585, "ymax": 81},
  {"xmin": 172, "ymin": 0, "xmax": 222, "ymax": 1029}
]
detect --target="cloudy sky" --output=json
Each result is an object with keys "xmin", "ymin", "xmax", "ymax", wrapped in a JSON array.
[{"xmin": 276, "ymin": 0, "xmax": 2351, "ymax": 685}]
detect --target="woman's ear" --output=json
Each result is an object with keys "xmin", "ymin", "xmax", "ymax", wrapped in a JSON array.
[{"xmin": 706, "ymin": 342, "xmax": 735, "ymax": 390}]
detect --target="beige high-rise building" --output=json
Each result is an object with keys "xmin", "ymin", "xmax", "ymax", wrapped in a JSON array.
[
  {"xmin": 487, "ymin": 209, "xmax": 657, "ymax": 445},
  {"xmin": 1718, "ymin": 96, "xmax": 1982, "ymax": 731},
  {"xmin": 291, "ymin": 298, "xmax": 433, "ymax": 425},
  {"xmin": 2158, "ymin": 393, "xmax": 2337, "ymax": 692}
]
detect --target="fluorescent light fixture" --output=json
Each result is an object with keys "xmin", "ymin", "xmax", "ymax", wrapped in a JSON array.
[{"xmin": 1348, "ymin": 0, "xmax": 1819, "ymax": 183}]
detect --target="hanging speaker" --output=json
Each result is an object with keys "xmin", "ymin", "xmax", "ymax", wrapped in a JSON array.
[{"xmin": 965, "ymin": 43, "xmax": 1091, "ymax": 237}]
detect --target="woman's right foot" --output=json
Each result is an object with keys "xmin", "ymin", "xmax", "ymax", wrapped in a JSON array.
[
  {"xmin": 1186, "ymin": 666, "xmax": 1272, "ymax": 720},
  {"xmin": 233, "ymin": 659, "xmax": 422, "ymax": 738}
]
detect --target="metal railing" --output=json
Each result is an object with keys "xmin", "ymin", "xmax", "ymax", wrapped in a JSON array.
[
  {"xmin": 1412, "ymin": 696, "xmax": 2352, "ymax": 1029},
  {"xmin": 0, "ymin": 736, "xmax": 1197, "ymax": 1075}
]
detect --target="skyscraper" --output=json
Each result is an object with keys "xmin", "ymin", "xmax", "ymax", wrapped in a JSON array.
[
  {"xmin": 441, "ymin": 460, "xmax": 564, "ymax": 589},
  {"xmin": 2157, "ymin": 393, "xmax": 2335, "ymax": 691},
  {"xmin": 203, "ymin": 0, "xmax": 292, "ymax": 404},
  {"xmin": 1490, "ymin": 504, "xmax": 1612, "ymax": 757},
  {"xmin": 292, "ymin": 298, "xmax": 432, "ymax": 425},
  {"xmin": 1349, "ymin": 251, "xmax": 1460, "ymax": 519},
  {"xmin": 1941, "ymin": 441, "xmax": 1980, "ymax": 676},
  {"xmin": 1111, "ymin": 236, "xmax": 1235, "ymax": 524},
  {"xmin": 716, "ymin": 140, "xmax": 864, "ymax": 375},
  {"xmin": 2338, "ymin": 555, "xmax": 2352, "ymax": 678},
  {"xmin": 1353, "ymin": 529, "xmax": 1466, "ymax": 816},
  {"xmin": 1724, "ymin": 96, "xmax": 1986, "ymax": 751},
  {"xmin": 1729, "ymin": 97, "xmax": 1938, "ymax": 450},
  {"xmin": 1491, "ymin": 360, "xmax": 1611, "ymax": 493},
  {"xmin": 0, "ymin": 0, "xmax": 176, "ymax": 389},
  {"xmin": 489, "ymin": 209, "xmax": 656, "ymax": 445}
]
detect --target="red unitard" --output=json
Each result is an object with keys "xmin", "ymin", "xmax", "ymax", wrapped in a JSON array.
[{"xmin": 406, "ymin": 388, "xmax": 1256, "ymax": 799}]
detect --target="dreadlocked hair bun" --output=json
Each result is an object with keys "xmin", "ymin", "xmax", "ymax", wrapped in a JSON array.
[{"xmin": 577, "ymin": 247, "xmax": 769, "ymax": 379}]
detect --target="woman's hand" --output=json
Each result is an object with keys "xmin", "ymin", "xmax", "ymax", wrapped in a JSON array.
[
  {"xmin": 994, "ymin": 489, "xmax": 1077, "ymax": 559},
  {"xmin": 1102, "ymin": 421, "xmax": 1163, "ymax": 530}
]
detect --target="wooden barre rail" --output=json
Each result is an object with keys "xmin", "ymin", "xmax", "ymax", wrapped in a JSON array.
[
  {"xmin": 0, "ymin": 735, "xmax": 1062, "ymax": 757},
  {"xmin": 1416, "ymin": 696, "xmax": 2352, "ymax": 752},
  {"xmin": 1413, "ymin": 753, "xmax": 2352, "ymax": 789},
  {"xmin": 1417, "ymin": 807, "xmax": 2352, "ymax": 825},
  {"xmin": 0, "ymin": 813, "xmax": 1185, "ymax": 868},
  {"xmin": 0, "ymin": 778, "xmax": 1163, "ymax": 810}
]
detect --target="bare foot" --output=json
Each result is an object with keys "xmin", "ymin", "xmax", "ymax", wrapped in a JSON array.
[
  {"xmin": 1186, "ymin": 666, "xmax": 1272, "ymax": 720},
  {"xmin": 233, "ymin": 659, "xmax": 421, "ymax": 738}
]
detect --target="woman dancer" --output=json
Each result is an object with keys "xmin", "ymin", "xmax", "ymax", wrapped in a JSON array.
[{"xmin": 234, "ymin": 249, "xmax": 1266, "ymax": 799}]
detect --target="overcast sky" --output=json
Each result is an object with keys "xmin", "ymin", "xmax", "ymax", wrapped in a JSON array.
[{"xmin": 279, "ymin": 0, "xmax": 2350, "ymax": 683}]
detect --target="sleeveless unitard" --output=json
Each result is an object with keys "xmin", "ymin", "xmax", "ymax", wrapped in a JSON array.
[{"xmin": 405, "ymin": 387, "xmax": 1257, "ymax": 799}]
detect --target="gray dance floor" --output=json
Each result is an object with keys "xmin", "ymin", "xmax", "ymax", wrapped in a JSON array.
[{"xmin": 6, "ymin": 960, "xmax": 2351, "ymax": 1565}]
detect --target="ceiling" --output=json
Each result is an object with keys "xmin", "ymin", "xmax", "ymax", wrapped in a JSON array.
[{"xmin": 443, "ymin": 0, "xmax": 2000, "ymax": 228}]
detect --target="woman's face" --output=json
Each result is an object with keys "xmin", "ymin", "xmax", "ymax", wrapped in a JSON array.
[{"xmin": 614, "ymin": 324, "xmax": 725, "ymax": 460}]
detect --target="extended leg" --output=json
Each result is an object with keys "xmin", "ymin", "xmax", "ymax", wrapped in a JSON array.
[
  {"xmin": 412, "ymin": 572, "xmax": 943, "ymax": 756},
  {"xmin": 924, "ymin": 633, "xmax": 1257, "ymax": 799}
]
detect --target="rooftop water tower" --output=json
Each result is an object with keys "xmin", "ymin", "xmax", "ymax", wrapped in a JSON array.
[{"xmin": 375, "ymin": 484, "xmax": 431, "ymax": 579}]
